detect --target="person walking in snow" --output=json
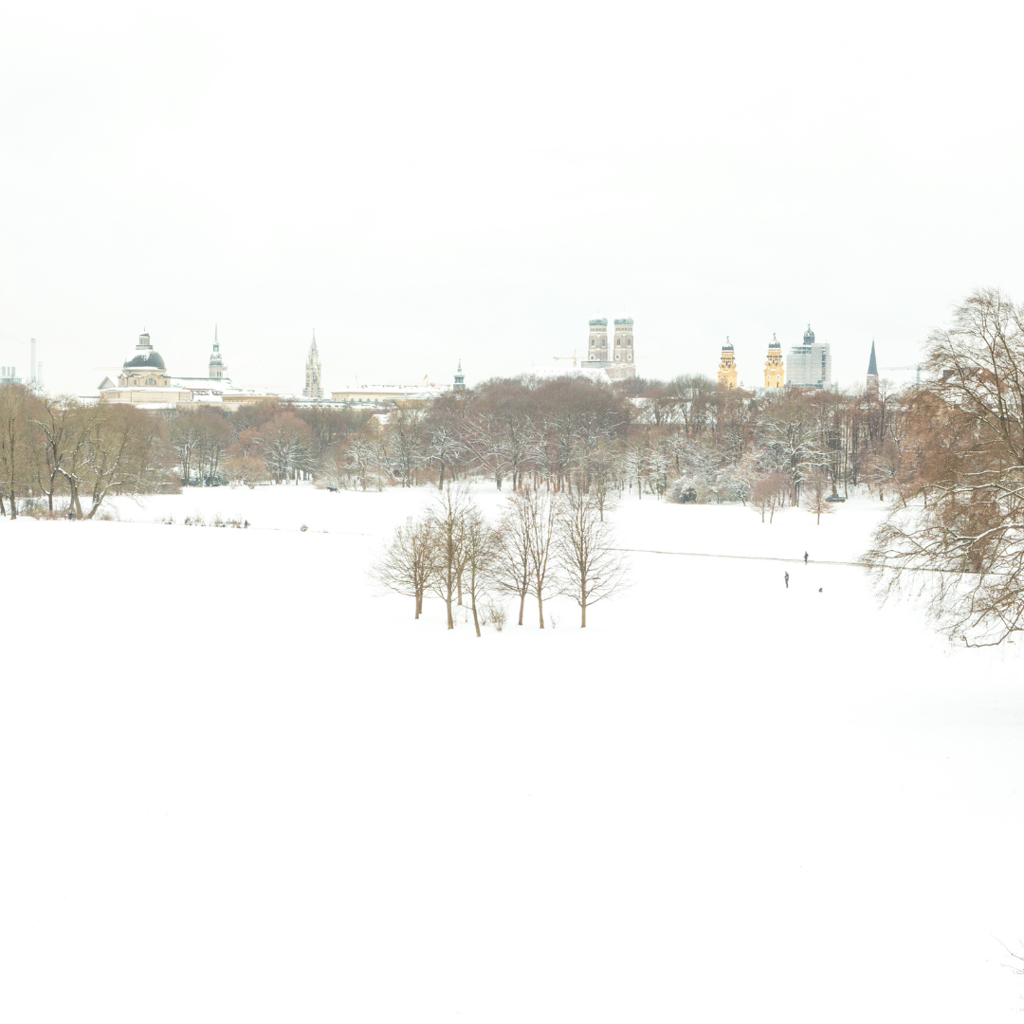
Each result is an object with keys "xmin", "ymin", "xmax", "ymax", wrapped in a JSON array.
[
  {"xmin": 803, "ymin": 551, "xmax": 808, "ymax": 565},
  {"xmin": 784, "ymin": 572, "xmax": 789, "ymax": 588}
]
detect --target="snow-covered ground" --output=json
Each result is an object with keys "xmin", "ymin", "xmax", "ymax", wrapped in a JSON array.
[{"xmin": 3, "ymin": 484, "xmax": 1023, "ymax": 1022}]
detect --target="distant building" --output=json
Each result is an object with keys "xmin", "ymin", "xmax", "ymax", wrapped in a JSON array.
[
  {"xmin": 764, "ymin": 334, "xmax": 784, "ymax": 388},
  {"xmin": 866, "ymin": 339, "xmax": 879, "ymax": 398},
  {"xmin": 454, "ymin": 360, "xmax": 466, "ymax": 391},
  {"xmin": 0, "ymin": 366, "xmax": 22, "ymax": 384},
  {"xmin": 98, "ymin": 330, "xmax": 259, "ymax": 408},
  {"xmin": 209, "ymin": 326, "xmax": 228, "ymax": 380},
  {"xmin": 304, "ymin": 332, "xmax": 323, "ymax": 400},
  {"xmin": 786, "ymin": 325, "xmax": 832, "ymax": 389},
  {"xmin": 581, "ymin": 316, "xmax": 637, "ymax": 379},
  {"xmin": 718, "ymin": 338, "xmax": 738, "ymax": 388},
  {"xmin": 330, "ymin": 383, "xmax": 448, "ymax": 405}
]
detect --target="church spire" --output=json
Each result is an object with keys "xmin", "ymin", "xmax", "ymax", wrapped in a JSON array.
[
  {"xmin": 866, "ymin": 339, "xmax": 879, "ymax": 398},
  {"xmin": 304, "ymin": 330, "xmax": 323, "ymax": 400},
  {"xmin": 209, "ymin": 324, "xmax": 227, "ymax": 379}
]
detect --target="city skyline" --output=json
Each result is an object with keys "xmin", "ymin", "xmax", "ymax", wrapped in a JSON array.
[{"xmin": 1, "ymin": 314, "xmax": 902, "ymax": 399}]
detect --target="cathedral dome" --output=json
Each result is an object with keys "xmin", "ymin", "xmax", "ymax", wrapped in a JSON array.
[
  {"xmin": 124, "ymin": 331, "xmax": 166, "ymax": 371},
  {"xmin": 769, "ymin": 333, "xmax": 781, "ymax": 349},
  {"xmin": 722, "ymin": 337, "xmax": 734, "ymax": 351},
  {"xmin": 804, "ymin": 324, "xmax": 815, "ymax": 343},
  {"xmin": 124, "ymin": 350, "xmax": 166, "ymax": 370}
]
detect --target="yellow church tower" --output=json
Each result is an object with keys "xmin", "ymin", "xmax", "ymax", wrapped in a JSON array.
[
  {"xmin": 718, "ymin": 337, "xmax": 738, "ymax": 388},
  {"xmin": 764, "ymin": 333, "xmax": 784, "ymax": 388}
]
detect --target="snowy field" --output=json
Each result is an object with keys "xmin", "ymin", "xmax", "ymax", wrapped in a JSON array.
[{"xmin": 3, "ymin": 483, "xmax": 1024, "ymax": 1022}]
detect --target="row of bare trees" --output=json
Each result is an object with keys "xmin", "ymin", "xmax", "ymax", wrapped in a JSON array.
[
  {"xmin": 0, "ymin": 387, "xmax": 174, "ymax": 518},
  {"xmin": 167, "ymin": 404, "xmax": 372, "ymax": 486},
  {"xmin": 371, "ymin": 484, "xmax": 628, "ymax": 631}
]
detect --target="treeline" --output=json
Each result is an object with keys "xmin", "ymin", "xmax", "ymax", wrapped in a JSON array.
[
  {"xmin": 335, "ymin": 372, "xmax": 911, "ymax": 507},
  {"xmin": 0, "ymin": 369, "xmax": 913, "ymax": 518}
]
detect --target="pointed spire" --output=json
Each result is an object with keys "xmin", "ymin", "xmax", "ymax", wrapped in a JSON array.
[{"xmin": 867, "ymin": 339, "xmax": 878, "ymax": 376}]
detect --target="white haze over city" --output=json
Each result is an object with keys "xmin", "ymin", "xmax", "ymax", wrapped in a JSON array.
[
  {"xmin": 3, "ymin": 484, "xmax": 1024, "ymax": 1021},
  {"xmin": 4, "ymin": 1, "xmax": 1024, "ymax": 394}
]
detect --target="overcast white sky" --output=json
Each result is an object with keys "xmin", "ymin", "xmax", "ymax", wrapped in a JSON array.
[{"xmin": 2, "ymin": 1, "xmax": 1022, "ymax": 396}]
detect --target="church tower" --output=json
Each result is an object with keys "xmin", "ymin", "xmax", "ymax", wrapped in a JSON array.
[
  {"xmin": 304, "ymin": 331, "xmax": 323, "ymax": 400},
  {"xmin": 613, "ymin": 317, "xmax": 635, "ymax": 374},
  {"xmin": 454, "ymin": 359, "xmax": 465, "ymax": 391},
  {"xmin": 718, "ymin": 338, "xmax": 738, "ymax": 388},
  {"xmin": 866, "ymin": 339, "xmax": 879, "ymax": 398},
  {"xmin": 208, "ymin": 324, "xmax": 228, "ymax": 379},
  {"xmin": 764, "ymin": 333, "xmax": 783, "ymax": 388},
  {"xmin": 587, "ymin": 318, "xmax": 609, "ymax": 362}
]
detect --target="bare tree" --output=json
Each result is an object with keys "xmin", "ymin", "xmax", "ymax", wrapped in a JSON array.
[
  {"xmin": 493, "ymin": 488, "xmax": 534, "ymax": 626},
  {"xmin": 864, "ymin": 288, "xmax": 1024, "ymax": 646},
  {"xmin": 750, "ymin": 471, "xmax": 789, "ymax": 523},
  {"xmin": 33, "ymin": 394, "xmax": 84, "ymax": 512},
  {"xmin": 555, "ymin": 489, "xmax": 629, "ymax": 627},
  {"xmin": 430, "ymin": 483, "xmax": 473, "ymax": 629},
  {"xmin": 370, "ymin": 516, "xmax": 439, "ymax": 619},
  {"xmin": 462, "ymin": 506, "xmax": 500, "ymax": 636},
  {"xmin": 78, "ymin": 404, "xmax": 173, "ymax": 517},
  {"xmin": 257, "ymin": 412, "xmax": 314, "ymax": 483},
  {"xmin": 524, "ymin": 486, "xmax": 559, "ymax": 628},
  {"xmin": 0, "ymin": 384, "xmax": 40, "ymax": 517},
  {"xmin": 381, "ymin": 404, "xmax": 424, "ymax": 487},
  {"xmin": 802, "ymin": 469, "xmax": 835, "ymax": 525}
]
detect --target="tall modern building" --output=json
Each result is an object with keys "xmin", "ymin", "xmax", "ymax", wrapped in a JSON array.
[
  {"xmin": 209, "ymin": 325, "xmax": 228, "ymax": 380},
  {"xmin": 304, "ymin": 331, "xmax": 323, "ymax": 400},
  {"xmin": 786, "ymin": 325, "xmax": 832, "ymax": 389},
  {"xmin": 718, "ymin": 337, "xmax": 738, "ymax": 388}
]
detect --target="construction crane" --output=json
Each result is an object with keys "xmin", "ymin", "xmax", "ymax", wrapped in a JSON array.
[
  {"xmin": 881, "ymin": 364, "xmax": 923, "ymax": 386},
  {"xmin": 553, "ymin": 350, "xmax": 578, "ymax": 368}
]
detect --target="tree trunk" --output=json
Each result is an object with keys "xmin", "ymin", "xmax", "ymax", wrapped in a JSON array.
[
  {"xmin": 581, "ymin": 601, "xmax": 587, "ymax": 628},
  {"xmin": 518, "ymin": 592, "xmax": 526, "ymax": 626}
]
